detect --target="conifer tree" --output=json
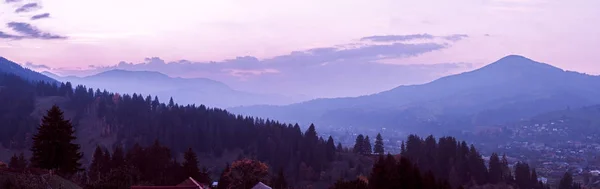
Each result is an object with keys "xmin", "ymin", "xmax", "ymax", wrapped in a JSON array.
[
  {"xmin": 112, "ymin": 145, "xmax": 125, "ymax": 169},
  {"xmin": 363, "ymin": 136, "xmax": 372, "ymax": 155},
  {"xmin": 217, "ymin": 163, "xmax": 231, "ymax": 189},
  {"xmin": 515, "ymin": 162, "xmax": 531, "ymax": 189},
  {"xmin": 8, "ymin": 153, "xmax": 19, "ymax": 169},
  {"xmin": 88, "ymin": 146, "xmax": 104, "ymax": 181},
  {"xmin": 30, "ymin": 105, "xmax": 82, "ymax": 175},
  {"xmin": 272, "ymin": 168, "xmax": 288, "ymax": 189},
  {"xmin": 488, "ymin": 153, "xmax": 502, "ymax": 184},
  {"xmin": 102, "ymin": 148, "xmax": 112, "ymax": 172},
  {"xmin": 500, "ymin": 154, "xmax": 512, "ymax": 182},
  {"xmin": 183, "ymin": 147, "xmax": 201, "ymax": 181},
  {"xmin": 326, "ymin": 136, "xmax": 336, "ymax": 161},
  {"xmin": 17, "ymin": 152, "xmax": 27, "ymax": 169},
  {"xmin": 531, "ymin": 168, "xmax": 539, "ymax": 187},
  {"xmin": 353, "ymin": 135, "xmax": 365, "ymax": 154},
  {"xmin": 374, "ymin": 133, "xmax": 384, "ymax": 155},
  {"xmin": 400, "ymin": 141, "xmax": 406, "ymax": 156},
  {"xmin": 559, "ymin": 172, "xmax": 573, "ymax": 189}
]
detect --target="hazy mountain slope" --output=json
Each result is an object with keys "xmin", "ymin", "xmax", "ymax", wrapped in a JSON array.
[
  {"xmin": 230, "ymin": 55, "xmax": 600, "ymax": 132},
  {"xmin": 43, "ymin": 69, "xmax": 302, "ymax": 108},
  {"xmin": 0, "ymin": 57, "xmax": 55, "ymax": 83}
]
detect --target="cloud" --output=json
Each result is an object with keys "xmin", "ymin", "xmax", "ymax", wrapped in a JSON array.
[
  {"xmin": 223, "ymin": 69, "xmax": 280, "ymax": 80},
  {"xmin": 360, "ymin": 34, "xmax": 435, "ymax": 42},
  {"xmin": 15, "ymin": 3, "xmax": 41, "ymax": 13},
  {"xmin": 31, "ymin": 13, "xmax": 50, "ymax": 20},
  {"xmin": 443, "ymin": 34, "xmax": 469, "ymax": 42},
  {"xmin": 361, "ymin": 33, "xmax": 470, "ymax": 43},
  {"xmin": 4, "ymin": 0, "xmax": 21, "ymax": 3},
  {"xmin": 7, "ymin": 22, "xmax": 67, "ymax": 39},
  {"xmin": 43, "ymin": 33, "xmax": 473, "ymax": 97},
  {"xmin": 24, "ymin": 62, "xmax": 50, "ymax": 69},
  {"xmin": 0, "ymin": 31, "xmax": 23, "ymax": 39}
]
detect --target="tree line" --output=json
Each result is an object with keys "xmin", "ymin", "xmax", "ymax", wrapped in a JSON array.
[{"xmin": 0, "ymin": 73, "xmax": 340, "ymax": 185}]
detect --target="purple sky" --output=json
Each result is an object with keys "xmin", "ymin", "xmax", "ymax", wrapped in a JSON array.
[{"xmin": 1, "ymin": 0, "xmax": 600, "ymax": 97}]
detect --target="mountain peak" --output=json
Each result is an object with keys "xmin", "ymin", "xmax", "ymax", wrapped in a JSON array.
[{"xmin": 478, "ymin": 55, "xmax": 563, "ymax": 73}]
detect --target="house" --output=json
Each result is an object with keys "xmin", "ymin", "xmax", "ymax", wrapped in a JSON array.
[
  {"xmin": 131, "ymin": 177, "xmax": 205, "ymax": 189},
  {"xmin": 251, "ymin": 182, "xmax": 272, "ymax": 189}
]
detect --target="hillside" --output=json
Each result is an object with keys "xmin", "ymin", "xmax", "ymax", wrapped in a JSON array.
[
  {"xmin": 0, "ymin": 57, "xmax": 56, "ymax": 83},
  {"xmin": 229, "ymin": 55, "xmax": 600, "ymax": 133},
  {"xmin": 43, "ymin": 69, "xmax": 303, "ymax": 108},
  {"xmin": 0, "ymin": 72, "xmax": 354, "ymax": 187}
]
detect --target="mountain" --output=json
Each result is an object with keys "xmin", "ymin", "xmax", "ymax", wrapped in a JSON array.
[
  {"xmin": 229, "ymin": 55, "xmax": 600, "ymax": 133},
  {"xmin": 0, "ymin": 72, "xmax": 355, "ymax": 188},
  {"xmin": 43, "ymin": 69, "xmax": 303, "ymax": 108},
  {"xmin": 0, "ymin": 57, "xmax": 55, "ymax": 83}
]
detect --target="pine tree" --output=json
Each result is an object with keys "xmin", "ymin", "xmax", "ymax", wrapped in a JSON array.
[
  {"xmin": 88, "ymin": 146, "xmax": 104, "ymax": 181},
  {"xmin": 374, "ymin": 133, "xmax": 384, "ymax": 155},
  {"xmin": 183, "ymin": 147, "xmax": 201, "ymax": 181},
  {"xmin": 515, "ymin": 162, "xmax": 532, "ymax": 189},
  {"xmin": 8, "ymin": 153, "xmax": 19, "ymax": 169},
  {"xmin": 400, "ymin": 141, "xmax": 406, "ymax": 156},
  {"xmin": 17, "ymin": 152, "xmax": 27, "ymax": 169},
  {"xmin": 326, "ymin": 136, "xmax": 336, "ymax": 161},
  {"xmin": 102, "ymin": 148, "xmax": 112, "ymax": 172},
  {"xmin": 488, "ymin": 153, "xmax": 502, "ymax": 184},
  {"xmin": 558, "ymin": 172, "xmax": 582, "ymax": 189},
  {"xmin": 217, "ymin": 163, "xmax": 231, "ymax": 189},
  {"xmin": 30, "ymin": 105, "xmax": 82, "ymax": 175},
  {"xmin": 168, "ymin": 97, "xmax": 175, "ymax": 107},
  {"xmin": 531, "ymin": 168, "xmax": 539, "ymax": 188},
  {"xmin": 500, "ymin": 154, "xmax": 513, "ymax": 182},
  {"xmin": 363, "ymin": 136, "xmax": 372, "ymax": 155},
  {"xmin": 336, "ymin": 142, "xmax": 343, "ymax": 152},
  {"xmin": 559, "ymin": 172, "xmax": 573, "ymax": 189},
  {"xmin": 353, "ymin": 135, "xmax": 365, "ymax": 154},
  {"xmin": 272, "ymin": 168, "xmax": 288, "ymax": 189},
  {"xmin": 112, "ymin": 145, "xmax": 125, "ymax": 168}
]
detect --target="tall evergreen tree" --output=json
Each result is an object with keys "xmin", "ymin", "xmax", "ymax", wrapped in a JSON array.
[
  {"xmin": 467, "ymin": 145, "xmax": 488, "ymax": 184},
  {"xmin": 8, "ymin": 153, "xmax": 19, "ymax": 169},
  {"xmin": 218, "ymin": 163, "xmax": 231, "ymax": 189},
  {"xmin": 30, "ymin": 105, "xmax": 82, "ymax": 175},
  {"xmin": 374, "ymin": 133, "xmax": 384, "ymax": 155},
  {"xmin": 326, "ymin": 136, "xmax": 336, "ymax": 161},
  {"xmin": 488, "ymin": 153, "xmax": 502, "ymax": 184},
  {"xmin": 88, "ymin": 146, "xmax": 105, "ymax": 181},
  {"xmin": 102, "ymin": 148, "xmax": 112, "ymax": 172},
  {"xmin": 272, "ymin": 168, "xmax": 288, "ymax": 189},
  {"xmin": 400, "ymin": 141, "xmax": 406, "ymax": 156},
  {"xmin": 353, "ymin": 135, "xmax": 365, "ymax": 154},
  {"xmin": 183, "ymin": 147, "xmax": 201, "ymax": 181},
  {"xmin": 363, "ymin": 136, "xmax": 372, "ymax": 155},
  {"xmin": 558, "ymin": 172, "xmax": 573, "ymax": 189},
  {"xmin": 515, "ymin": 162, "xmax": 531, "ymax": 189},
  {"xmin": 531, "ymin": 168, "xmax": 539, "ymax": 188},
  {"xmin": 17, "ymin": 152, "xmax": 27, "ymax": 169},
  {"xmin": 112, "ymin": 145, "xmax": 125, "ymax": 168},
  {"xmin": 500, "ymin": 154, "xmax": 513, "ymax": 182}
]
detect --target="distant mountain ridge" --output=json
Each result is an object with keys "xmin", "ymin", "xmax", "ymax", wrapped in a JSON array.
[
  {"xmin": 0, "ymin": 57, "xmax": 56, "ymax": 83},
  {"xmin": 229, "ymin": 55, "xmax": 600, "ymax": 133},
  {"xmin": 44, "ymin": 69, "xmax": 304, "ymax": 108}
]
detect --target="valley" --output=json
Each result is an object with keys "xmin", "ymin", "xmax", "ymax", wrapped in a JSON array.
[{"xmin": 0, "ymin": 55, "xmax": 597, "ymax": 189}]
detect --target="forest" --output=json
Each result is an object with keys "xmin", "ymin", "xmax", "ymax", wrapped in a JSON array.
[{"xmin": 0, "ymin": 73, "xmax": 583, "ymax": 188}]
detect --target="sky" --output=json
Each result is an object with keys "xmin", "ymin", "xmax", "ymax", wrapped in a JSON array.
[{"xmin": 1, "ymin": 0, "xmax": 600, "ymax": 97}]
